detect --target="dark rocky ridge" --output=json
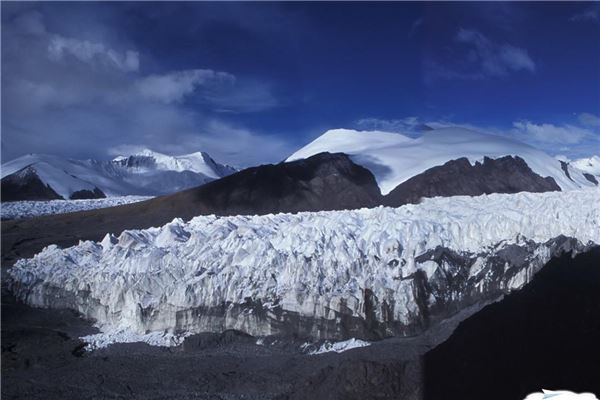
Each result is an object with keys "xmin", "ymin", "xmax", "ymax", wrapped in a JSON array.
[
  {"xmin": 1, "ymin": 167, "xmax": 63, "ymax": 201},
  {"xmin": 424, "ymin": 247, "xmax": 600, "ymax": 400},
  {"xmin": 384, "ymin": 156, "xmax": 560, "ymax": 205},
  {"xmin": 2, "ymin": 152, "xmax": 561, "ymax": 265},
  {"xmin": 69, "ymin": 187, "xmax": 106, "ymax": 200},
  {"xmin": 583, "ymin": 172, "xmax": 599, "ymax": 185},
  {"xmin": 560, "ymin": 160, "xmax": 573, "ymax": 181}
]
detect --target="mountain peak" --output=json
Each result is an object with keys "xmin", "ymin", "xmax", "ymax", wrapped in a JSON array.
[
  {"xmin": 288, "ymin": 127, "xmax": 596, "ymax": 195},
  {"xmin": 2, "ymin": 149, "xmax": 237, "ymax": 200}
]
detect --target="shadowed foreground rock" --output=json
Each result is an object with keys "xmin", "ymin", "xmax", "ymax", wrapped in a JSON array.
[
  {"xmin": 424, "ymin": 247, "xmax": 600, "ymax": 400},
  {"xmin": 2, "ymin": 249, "xmax": 599, "ymax": 399}
]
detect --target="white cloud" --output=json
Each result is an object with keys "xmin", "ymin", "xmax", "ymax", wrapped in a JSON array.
[
  {"xmin": 48, "ymin": 35, "xmax": 139, "ymax": 72},
  {"xmin": 355, "ymin": 117, "xmax": 435, "ymax": 136},
  {"xmin": 570, "ymin": 5, "xmax": 600, "ymax": 24},
  {"xmin": 135, "ymin": 70, "xmax": 234, "ymax": 104},
  {"xmin": 108, "ymin": 119, "xmax": 295, "ymax": 167},
  {"xmin": 353, "ymin": 116, "xmax": 600, "ymax": 160},
  {"xmin": 578, "ymin": 112, "xmax": 600, "ymax": 127},
  {"xmin": 426, "ymin": 28, "xmax": 535, "ymax": 82},
  {"xmin": 2, "ymin": 7, "xmax": 282, "ymax": 167},
  {"xmin": 455, "ymin": 28, "xmax": 535, "ymax": 76},
  {"xmin": 498, "ymin": 44, "xmax": 535, "ymax": 73},
  {"xmin": 409, "ymin": 17, "xmax": 423, "ymax": 36},
  {"xmin": 512, "ymin": 121, "xmax": 595, "ymax": 144},
  {"xmin": 12, "ymin": 10, "xmax": 46, "ymax": 35}
]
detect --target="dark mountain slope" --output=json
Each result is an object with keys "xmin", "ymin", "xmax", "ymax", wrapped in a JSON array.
[
  {"xmin": 424, "ymin": 247, "xmax": 600, "ymax": 400},
  {"xmin": 173, "ymin": 152, "xmax": 382, "ymax": 215},
  {"xmin": 1, "ymin": 167, "xmax": 63, "ymax": 201},
  {"xmin": 384, "ymin": 156, "xmax": 560, "ymax": 206}
]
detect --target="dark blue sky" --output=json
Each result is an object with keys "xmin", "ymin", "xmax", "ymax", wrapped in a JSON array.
[{"xmin": 2, "ymin": 2, "xmax": 599, "ymax": 166}]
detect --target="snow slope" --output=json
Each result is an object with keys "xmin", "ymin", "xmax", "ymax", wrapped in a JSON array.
[
  {"xmin": 524, "ymin": 390, "xmax": 598, "ymax": 400},
  {"xmin": 1, "ymin": 196, "xmax": 152, "ymax": 220},
  {"xmin": 1, "ymin": 154, "xmax": 103, "ymax": 199},
  {"xmin": 572, "ymin": 155, "xmax": 600, "ymax": 177},
  {"xmin": 8, "ymin": 189, "xmax": 600, "ymax": 347},
  {"xmin": 287, "ymin": 128, "xmax": 594, "ymax": 195},
  {"xmin": 1, "ymin": 150, "xmax": 236, "ymax": 199}
]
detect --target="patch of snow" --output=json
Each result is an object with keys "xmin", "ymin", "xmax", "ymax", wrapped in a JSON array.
[
  {"xmin": 572, "ymin": 155, "xmax": 600, "ymax": 176},
  {"xmin": 524, "ymin": 390, "xmax": 598, "ymax": 400},
  {"xmin": 308, "ymin": 338, "xmax": 371, "ymax": 355},
  {"xmin": 82, "ymin": 328, "xmax": 189, "ymax": 351},
  {"xmin": 287, "ymin": 128, "xmax": 595, "ymax": 194},
  {"xmin": 1, "ymin": 196, "xmax": 152, "ymax": 220},
  {"xmin": 7, "ymin": 190, "xmax": 600, "ymax": 347}
]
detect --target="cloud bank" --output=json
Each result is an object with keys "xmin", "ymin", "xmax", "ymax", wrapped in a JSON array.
[
  {"xmin": 353, "ymin": 114, "xmax": 600, "ymax": 159},
  {"xmin": 425, "ymin": 28, "xmax": 535, "ymax": 82},
  {"xmin": 1, "ymin": 6, "xmax": 292, "ymax": 167}
]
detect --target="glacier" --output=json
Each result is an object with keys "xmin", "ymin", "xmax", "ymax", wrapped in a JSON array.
[
  {"xmin": 7, "ymin": 189, "xmax": 600, "ymax": 347},
  {"xmin": 1, "ymin": 196, "xmax": 153, "ymax": 220}
]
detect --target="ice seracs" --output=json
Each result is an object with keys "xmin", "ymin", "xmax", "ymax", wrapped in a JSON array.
[
  {"xmin": 1, "ymin": 196, "xmax": 153, "ymax": 220},
  {"xmin": 7, "ymin": 189, "xmax": 600, "ymax": 347},
  {"xmin": 287, "ymin": 128, "xmax": 595, "ymax": 194}
]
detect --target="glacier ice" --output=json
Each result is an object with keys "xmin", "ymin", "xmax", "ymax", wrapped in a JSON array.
[
  {"xmin": 7, "ymin": 189, "xmax": 600, "ymax": 346},
  {"xmin": 1, "ymin": 196, "xmax": 153, "ymax": 220}
]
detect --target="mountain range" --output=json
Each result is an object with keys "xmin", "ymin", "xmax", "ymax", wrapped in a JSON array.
[
  {"xmin": 287, "ymin": 127, "xmax": 597, "ymax": 193},
  {"xmin": 3, "ymin": 126, "xmax": 600, "ymax": 399},
  {"xmin": 2, "ymin": 127, "xmax": 598, "ymax": 265},
  {"xmin": 1, "ymin": 149, "xmax": 237, "ymax": 201}
]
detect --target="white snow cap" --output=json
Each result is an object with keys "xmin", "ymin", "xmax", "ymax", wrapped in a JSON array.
[
  {"xmin": 287, "ymin": 128, "xmax": 595, "ymax": 195},
  {"xmin": 524, "ymin": 390, "xmax": 598, "ymax": 400},
  {"xmin": 572, "ymin": 155, "xmax": 600, "ymax": 176},
  {"xmin": 120, "ymin": 148, "xmax": 231, "ymax": 179}
]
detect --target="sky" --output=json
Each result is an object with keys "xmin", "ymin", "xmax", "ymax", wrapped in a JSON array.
[{"xmin": 2, "ymin": 1, "xmax": 600, "ymax": 167}]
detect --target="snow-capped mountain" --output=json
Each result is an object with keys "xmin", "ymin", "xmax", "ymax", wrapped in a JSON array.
[
  {"xmin": 287, "ymin": 128, "xmax": 597, "ymax": 195},
  {"xmin": 1, "ymin": 150, "xmax": 237, "ymax": 201},
  {"xmin": 7, "ymin": 189, "xmax": 600, "ymax": 346},
  {"xmin": 572, "ymin": 155, "xmax": 600, "ymax": 177}
]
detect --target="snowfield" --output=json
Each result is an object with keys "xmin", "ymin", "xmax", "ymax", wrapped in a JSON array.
[
  {"xmin": 287, "ymin": 128, "xmax": 595, "ymax": 194},
  {"xmin": 524, "ymin": 390, "xmax": 598, "ymax": 400},
  {"xmin": 1, "ymin": 196, "xmax": 153, "ymax": 220},
  {"xmin": 7, "ymin": 189, "xmax": 600, "ymax": 347}
]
